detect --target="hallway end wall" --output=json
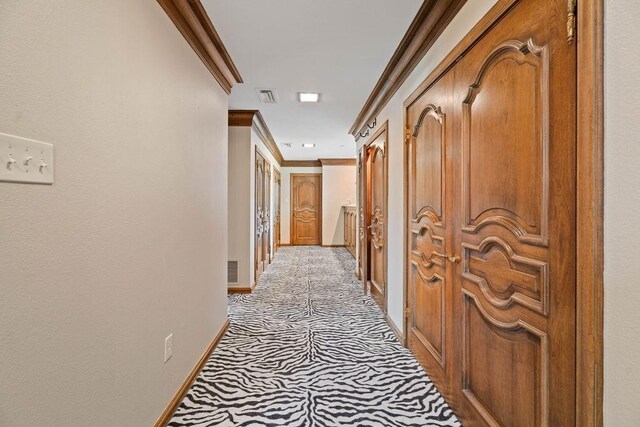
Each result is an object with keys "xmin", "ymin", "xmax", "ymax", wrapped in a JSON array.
[
  {"xmin": 322, "ymin": 165, "xmax": 357, "ymax": 246},
  {"xmin": 0, "ymin": 1, "xmax": 229, "ymax": 425}
]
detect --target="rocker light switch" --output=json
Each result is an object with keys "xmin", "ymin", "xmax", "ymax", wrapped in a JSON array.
[{"xmin": 0, "ymin": 132, "xmax": 54, "ymax": 184}]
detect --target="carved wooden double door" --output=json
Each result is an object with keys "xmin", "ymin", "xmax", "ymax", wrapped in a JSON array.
[
  {"xmin": 406, "ymin": 0, "xmax": 576, "ymax": 425},
  {"xmin": 255, "ymin": 150, "xmax": 271, "ymax": 281},
  {"xmin": 360, "ymin": 127, "xmax": 387, "ymax": 311}
]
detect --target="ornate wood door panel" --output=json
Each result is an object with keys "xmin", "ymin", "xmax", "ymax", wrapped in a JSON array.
[
  {"xmin": 255, "ymin": 151, "xmax": 266, "ymax": 280},
  {"xmin": 264, "ymin": 161, "xmax": 271, "ymax": 264},
  {"xmin": 366, "ymin": 127, "xmax": 387, "ymax": 312},
  {"xmin": 406, "ymin": 71, "xmax": 455, "ymax": 402},
  {"xmin": 404, "ymin": 0, "xmax": 576, "ymax": 424},
  {"xmin": 274, "ymin": 169, "xmax": 281, "ymax": 253},
  {"xmin": 453, "ymin": 0, "xmax": 576, "ymax": 425},
  {"xmin": 291, "ymin": 174, "xmax": 322, "ymax": 245}
]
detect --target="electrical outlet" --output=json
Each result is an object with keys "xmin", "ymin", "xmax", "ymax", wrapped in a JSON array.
[{"xmin": 164, "ymin": 334, "xmax": 173, "ymax": 363}]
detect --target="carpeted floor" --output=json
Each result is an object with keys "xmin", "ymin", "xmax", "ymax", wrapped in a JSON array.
[{"xmin": 169, "ymin": 246, "xmax": 460, "ymax": 426}]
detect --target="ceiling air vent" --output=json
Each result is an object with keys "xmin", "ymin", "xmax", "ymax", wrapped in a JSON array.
[
  {"xmin": 228, "ymin": 260, "xmax": 239, "ymax": 284},
  {"xmin": 256, "ymin": 88, "xmax": 278, "ymax": 104}
]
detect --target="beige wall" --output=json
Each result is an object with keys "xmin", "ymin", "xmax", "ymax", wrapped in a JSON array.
[
  {"xmin": 356, "ymin": 0, "xmax": 497, "ymax": 330},
  {"xmin": 322, "ymin": 165, "xmax": 356, "ymax": 246},
  {"xmin": 228, "ymin": 127, "xmax": 252, "ymax": 288},
  {"xmin": 0, "ymin": 1, "xmax": 229, "ymax": 426},
  {"xmin": 603, "ymin": 0, "xmax": 640, "ymax": 424}
]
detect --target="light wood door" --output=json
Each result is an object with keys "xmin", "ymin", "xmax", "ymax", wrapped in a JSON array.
[
  {"xmin": 274, "ymin": 169, "xmax": 281, "ymax": 253},
  {"xmin": 405, "ymin": 0, "xmax": 576, "ymax": 424},
  {"xmin": 255, "ymin": 151, "xmax": 266, "ymax": 279},
  {"xmin": 366, "ymin": 130, "xmax": 387, "ymax": 311},
  {"xmin": 455, "ymin": 1, "xmax": 576, "ymax": 424},
  {"xmin": 406, "ymin": 71, "xmax": 455, "ymax": 401},
  {"xmin": 290, "ymin": 174, "xmax": 322, "ymax": 245}
]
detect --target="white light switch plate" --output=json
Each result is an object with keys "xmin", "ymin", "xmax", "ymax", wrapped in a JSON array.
[{"xmin": 0, "ymin": 132, "xmax": 54, "ymax": 184}]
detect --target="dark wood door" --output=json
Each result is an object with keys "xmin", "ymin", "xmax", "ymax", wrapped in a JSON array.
[
  {"xmin": 291, "ymin": 174, "xmax": 322, "ymax": 245},
  {"xmin": 366, "ymin": 128, "xmax": 387, "ymax": 312},
  {"xmin": 406, "ymin": 71, "xmax": 455, "ymax": 401},
  {"xmin": 274, "ymin": 169, "xmax": 281, "ymax": 254},
  {"xmin": 255, "ymin": 151, "xmax": 266, "ymax": 279},
  {"xmin": 405, "ymin": 0, "xmax": 576, "ymax": 424}
]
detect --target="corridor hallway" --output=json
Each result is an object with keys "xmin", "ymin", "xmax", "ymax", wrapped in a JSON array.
[{"xmin": 169, "ymin": 247, "xmax": 459, "ymax": 426}]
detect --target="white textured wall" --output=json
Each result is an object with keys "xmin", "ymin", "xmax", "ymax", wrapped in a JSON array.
[
  {"xmin": 322, "ymin": 165, "xmax": 356, "ymax": 246},
  {"xmin": 603, "ymin": 0, "xmax": 640, "ymax": 424},
  {"xmin": 280, "ymin": 167, "xmax": 323, "ymax": 244},
  {"xmin": 228, "ymin": 127, "xmax": 252, "ymax": 287},
  {"xmin": 0, "ymin": 1, "xmax": 229, "ymax": 426},
  {"xmin": 356, "ymin": 0, "xmax": 497, "ymax": 331}
]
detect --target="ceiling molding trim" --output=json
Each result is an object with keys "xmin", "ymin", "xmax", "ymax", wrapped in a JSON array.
[
  {"xmin": 228, "ymin": 110, "xmax": 284, "ymax": 166},
  {"xmin": 281, "ymin": 160, "xmax": 323, "ymax": 168},
  {"xmin": 157, "ymin": 0, "xmax": 243, "ymax": 94},
  {"xmin": 319, "ymin": 158, "xmax": 357, "ymax": 166},
  {"xmin": 228, "ymin": 110, "xmax": 258, "ymax": 127},
  {"xmin": 349, "ymin": 0, "xmax": 468, "ymax": 141},
  {"xmin": 252, "ymin": 111, "xmax": 284, "ymax": 166}
]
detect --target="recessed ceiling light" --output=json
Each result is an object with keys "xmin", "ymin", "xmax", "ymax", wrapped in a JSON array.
[
  {"xmin": 299, "ymin": 92, "xmax": 320, "ymax": 103},
  {"xmin": 302, "ymin": 143, "xmax": 315, "ymax": 148}
]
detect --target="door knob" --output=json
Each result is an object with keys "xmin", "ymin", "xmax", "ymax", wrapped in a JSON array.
[
  {"xmin": 434, "ymin": 252, "xmax": 461, "ymax": 264},
  {"xmin": 447, "ymin": 254, "xmax": 461, "ymax": 263}
]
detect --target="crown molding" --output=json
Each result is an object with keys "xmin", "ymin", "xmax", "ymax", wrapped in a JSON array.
[
  {"xmin": 228, "ymin": 110, "xmax": 284, "ymax": 166},
  {"xmin": 157, "ymin": 0, "xmax": 243, "ymax": 94},
  {"xmin": 228, "ymin": 110, "xmax": 258, "ymax": 127},
  {"xmin": 319, "ymin": 158, "xmax": 357, "ymax": 166},
  {"xmin": 281, "ymin": 160, "xmax": 322, "ymax": 168},
  {"xmin": 349, "ymin": 0, "xmax": 467, "ymax": 140}
]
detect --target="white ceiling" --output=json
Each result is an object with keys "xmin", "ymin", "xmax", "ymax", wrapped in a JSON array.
[{"xmin": 203, "ymin": 0, "xmax": 422, "ymax": 160}]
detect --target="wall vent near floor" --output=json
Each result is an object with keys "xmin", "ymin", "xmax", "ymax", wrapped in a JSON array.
[
  {"xmin": 256, "ymin": 88, "xmax": 278, "ymax": 104},
  {"xmin": 228, "ymin": 260, "xmax": 239, "ymax": 284}
]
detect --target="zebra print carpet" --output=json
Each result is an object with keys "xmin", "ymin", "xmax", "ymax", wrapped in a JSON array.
[{"xmin": 169, "ymin": 246, "xmax": 460, "ymax": 426}]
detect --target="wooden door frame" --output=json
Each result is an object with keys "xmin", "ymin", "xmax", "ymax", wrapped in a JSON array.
[
  {"xmin": 289, "ymin": 173, "xmax": 323, "ymax": 246},
  {"xmin": 361, "ymin": 121, "xmax": 389, "ymax": 314},
  {"xmin": 273, "ymin": 168, "xmax": 281, "ymax": 254},
  {"xmin": 575, "ymin": 1, "xmax": 604, "ymax": 424},
  {"xmin": 358, "ymin": 147, "xmax": 367, "ymax": 289},
  {"xmin": 400, "ymin": 0, "xmax": 604, "ymax": 424}
]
